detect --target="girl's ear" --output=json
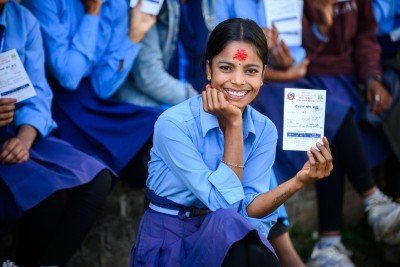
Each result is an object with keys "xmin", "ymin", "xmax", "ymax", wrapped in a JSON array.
[
  {"xmin": 262, "ymin": 65, "xmax": 267, "ymax": 82},
  {"xmin": 206, "ymin": 60, "xmax": 211, "ymax": 81}
]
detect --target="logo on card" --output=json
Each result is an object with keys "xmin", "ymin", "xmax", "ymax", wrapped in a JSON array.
[
  {"xmin": 11, "ymin": 53, "xmax": 16, "ymax": 60},
  {"xmin": 287, "ymin": 92, "xmax": 295, "ymax": 100}
]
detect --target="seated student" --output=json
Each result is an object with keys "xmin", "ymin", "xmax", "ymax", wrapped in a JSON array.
[
  {"xmin": 0, "ymin": 1, "xmax": 113, "ymax": 266},
  {"xmin": 130, "ymin": 18, "xmax": 333, "ymax": 267},
  {"xmin": 372, "ymin": 0, "xmax": 400, "ymax": 203},
  {"xmin": 250, "ymin": 0, "xmax": 400, "ymax": 266},
  {"xmin": 114, "ymin": 0, "xmax": 199, "ymax": 108},
  {"xmin": 21, "ymin": 0, "xmax": 162, "ymax": 183},
  {"xmin": 216, "ymin": 1, "xmax": 309, "ymax": 266},
  {"xmin": 168, "ymin": 0, "xmax": 210, "ymax": 93},
  {"xmin": 216, "ymin": 0, "xmax": 310, "ymax": 83}
]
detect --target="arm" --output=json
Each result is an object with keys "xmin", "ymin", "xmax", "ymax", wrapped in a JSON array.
[
  {"xmin": 23, "ymin": 0, "xmax": 145, "ymax": 98},
  {"xmin": 22, "ymin": 0, "xmax": 101, "ymax": 90},
  {"xmin": 130, "ymin": 25, "xmax": 197, "ymax": 105},
  {"xmin": 264, "ymin": 59, "xmax": 309, "ymax": 82},
  {"xmin": 0, "ymin": 125, "xmax": 37, "ymax": 164},
  {"xmin": 202, "ymin": 86, "xmax": 244, "ymax": 180},
  {"xmin": 354, "ymin": 1, "xmax": 391, "ymax": 115},
  {"xmin": 90, "ymin": 0, "xmax": 155, "ymax": 98},
  {"xmin": 14, "ymin": 15, "xmax": 57, "ymax": 137},
  {"xmin": 247, "ymin": 137, "xmax": 333, "ymax": 218},
  {"xmin": 302, "ymin": 0, "xmax": 335, "ymax": 59}
]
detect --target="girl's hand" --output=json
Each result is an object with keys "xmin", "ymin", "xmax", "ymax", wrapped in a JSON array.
[
  {"xmin": 285, "ymin": 58, "xmax": 310, "ymax": 81},
  {"xmin": 202, "ymin": 85, "xmax": 242, "ymax": 125},
  {"xmin": 262, "ymin": 24, "xmax": 279, "ymax": 50},
  {"xmin": 0, "ymin": 98, "xmax": 16, "ymax": 127},
  {"xmin": 367, "ymin": 80, "xmax": 392, "ymax": 115},
  {"xmin": 314, "ymin": 0, "xmax": 336, "ymax": 35},
  {"xmin": 295, "ymin": 136, "xmax": 333, "ymax": 186},
  {"xmin": 128, "ymin": 0, "xmax": 156, "ymax": 43},
  {"xmin": 0, "ymin": 137, "xmax": 30, "ymax": 164},
  {"xmin": 82, "ymin": 0, "xmax": 102, "ymax": 16},
  {"xmin": 270, "ymin": 40, "xmax": 294, "ymax": 70}
]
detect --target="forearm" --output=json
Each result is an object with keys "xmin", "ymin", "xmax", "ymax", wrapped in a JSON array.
[
  {"xmin": 222, "ymin": 121, "xmax": 244, "ymax": 181},
  {"xmin": 246, "ymin": 176, "xmax": 304, "ymax": 218},
  {"xmin": 16, "ymin": 125, "xmax": 38, "ymax": 150}
]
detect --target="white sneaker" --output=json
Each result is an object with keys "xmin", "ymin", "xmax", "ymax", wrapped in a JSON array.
[
  {"xmin": 381, "ymin": 229, "xmax": 400, "ymax": 245},
  {"xmin": 307, "ymin": 243, "xmax": 355, "ymax": 267},
  {"xmin": 1, "ymin": 260, "xmax": 18, "ymax": 267},
  {"xmin": 366, "ymin": 195, "xmax": 400, "ymax": 244}
]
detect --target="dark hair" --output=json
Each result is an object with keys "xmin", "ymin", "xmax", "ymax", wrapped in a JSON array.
[{"xmin": 205, "ymin": 18, "xmax": 269, "ymax": 66}]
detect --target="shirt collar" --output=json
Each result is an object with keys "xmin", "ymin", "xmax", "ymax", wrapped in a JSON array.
[{"xmin": 199, "ymin": 101, "xmax": 256, "ymax": 139}]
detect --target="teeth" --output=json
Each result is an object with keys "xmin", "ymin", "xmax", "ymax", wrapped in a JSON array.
[{"xmin": 226, "ymin": 89, "xmax": 247, "ymax": 97}]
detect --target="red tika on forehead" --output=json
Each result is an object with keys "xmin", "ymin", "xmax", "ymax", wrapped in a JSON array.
[{"xmin": 232, "ymin": 49, "xmax": 248, "ymax": 61}]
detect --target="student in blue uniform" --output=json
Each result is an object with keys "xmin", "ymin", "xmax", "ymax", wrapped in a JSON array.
[
  {"xmin": 130, "ymin": 18, "xmax": 333, "ymax": 267},
  {"xmin": 22, "ymin": 0, "xmax": 162, "ymax": 181},
  {"xmin": 215, "ymin": 2, "xmax": 309, "ymax": 265},
  {"xmin": 0, "ymin": 1, "xmax": 113, "ymax": 266}
]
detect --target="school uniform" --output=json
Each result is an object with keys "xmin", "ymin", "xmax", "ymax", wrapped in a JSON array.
[
  {"xmin": 253, "ymin": 0, "xmax": 392, "ymax": 183},
  {"xmin": 0, "ymin": 1, "xmax": 108, "ymax": 222},
  {"xmin": 131, "ymin": 95, "xmax": 278, "ymax": 266},
  {"xmin": 22, "ymin": 0, "xmax": 162, "ymax": 173}
]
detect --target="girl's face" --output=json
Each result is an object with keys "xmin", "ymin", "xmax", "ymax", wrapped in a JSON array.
[{"xmin": 206, "ymin": 41, "xmax": 265, "ymax": 112}]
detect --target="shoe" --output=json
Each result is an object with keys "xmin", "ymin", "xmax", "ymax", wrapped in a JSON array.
[
  {"xmin": 382, "ymin": 229, "xmax": 400, "ymax": 245},
  {"xmin": 1, "ymin": 260, "xmax": 18, "ymax": 267},
  {"xmin": 307, "ymin": 242, "xmax": 354, "ymax": 267},
  {"xmin": 366, "ymin": 195, "xmax": 400, "ymax": 244}
]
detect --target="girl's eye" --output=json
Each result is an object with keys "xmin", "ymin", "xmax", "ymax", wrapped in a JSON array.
[
  {"xmin": 247, "ymin": 68, "xmax": 259, "ymax": 74},
  {"xmin": 219, "ymin": 65, "xmax": 231, "ymax": 71}
]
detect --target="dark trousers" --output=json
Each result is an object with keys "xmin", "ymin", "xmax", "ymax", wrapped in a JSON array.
[
  {"xmin": 15, "ymin": 169, "xmax": 112, "ymax": 267},
  {"xmin": 222, "ymin": 232, "xmax": 280, "ymax": 267},
  {"xmin": 316, "ymin": 112, "xmax": 375, "ymax": 231}
]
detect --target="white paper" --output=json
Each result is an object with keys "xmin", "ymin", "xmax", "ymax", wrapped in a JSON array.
[
  {"xmin": 264, "ymin": 0, "xmax": 303, "ymax": 46},
  {"xmin": 0, "ymin": 49, "xmax": 36, "ymax": 103},
  {"xmin": 131, "ymin": 0, "xmax": 164, "ymax": 15},
  {"xmin": 130, "ymin": 0, "xmax": 138, "ymax": 8},
  {"xmin": 282, "ymin": 88, "xmax": 326, "ymax": 151}
]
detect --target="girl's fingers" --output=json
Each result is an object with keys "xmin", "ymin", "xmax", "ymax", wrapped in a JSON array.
[
  {"xmin": 210, "ymin": 87, "xmax": 220, "ymax": 109},
  {"xmin": 310, "ymin": 146, "xmax": 327, "ymax": 173},
  {"xmin": 206, "ymin": 87, "xmax": 214, "ymax": 110},
  {"xmin": 202, "ymin": 91, "xmax": 208, "ymax": 112},
  {"xmin": 307, "ymin": 149, "xmax": 317, "ymax": 172}
]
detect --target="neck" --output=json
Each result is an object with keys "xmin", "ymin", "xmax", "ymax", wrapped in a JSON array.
[{"xmin": 0, "ymin": 4, "xmax": 4, "ymax": 14}]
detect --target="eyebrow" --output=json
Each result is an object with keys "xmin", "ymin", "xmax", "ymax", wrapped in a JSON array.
[{"xmin": 217, "ymin": 60, "xmax": 262, "ymax": 68}]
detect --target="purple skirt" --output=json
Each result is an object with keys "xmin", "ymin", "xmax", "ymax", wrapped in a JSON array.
[
  {"xmin": 0, "ymin": 135, "xmax": 109, "ymax": 220},
  {"xmin": 252, "ymin": 75, "xmax": 391, "ymax": 183},
  {"xmin": 50, "ymin": 78, "xmax": 162, "ymax": 173},
  {"xmin": 131, "ymin": 209, "xmax": 276, "ymax": 267}
]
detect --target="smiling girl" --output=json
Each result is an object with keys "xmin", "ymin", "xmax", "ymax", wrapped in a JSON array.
[{"xmin": 130, "ymin": 18, "xmax": 333, "ymax": 267}]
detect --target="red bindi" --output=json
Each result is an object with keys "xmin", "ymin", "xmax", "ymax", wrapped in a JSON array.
[{"xmin": 232, "ymin": 49, "xmax": 248, "ymax": 61}]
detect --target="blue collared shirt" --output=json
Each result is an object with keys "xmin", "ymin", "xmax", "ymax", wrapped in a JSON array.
[
  {"xmin": 0, "ymin": 1, "xmax": 56, "ymax": 137},
  {"xmin": 22, "ymin": 0, "xmax": 141, "ymax": 99},
  {"xmin": 372, "ymin": 0, "xmax": 400, "ymax": 36},
  {"xmin": 147, "ymin": 95, "xmax": 278, "ymax": 237},
  {"xmin": 216, "ymin": 0, "xmax": 306, "ymax": 65}
]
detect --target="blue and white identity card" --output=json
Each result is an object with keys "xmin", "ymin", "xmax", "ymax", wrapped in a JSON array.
[
  {"xmin": 0, "ymin": 49, "xmax": 36, "ymax": 102},
  {"xmin": 282, "ymin": 88, "xmax": 326, "ymax": 151}
]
